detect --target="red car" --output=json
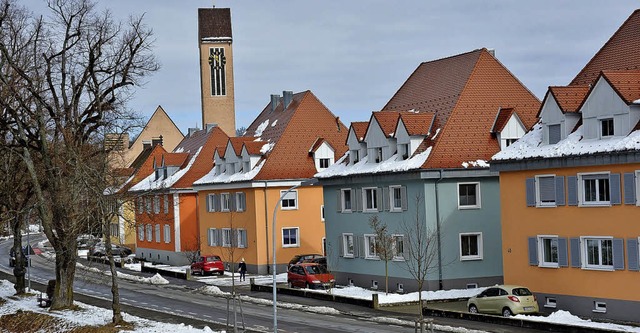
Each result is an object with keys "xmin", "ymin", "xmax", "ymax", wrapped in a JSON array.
[
  {"xmin": 287, "ymin": 263, "xmax": 335, "ymax": 289},
  {"xmin": 191, "ymin": 255, "xmax": 225, "ymax": 276}
]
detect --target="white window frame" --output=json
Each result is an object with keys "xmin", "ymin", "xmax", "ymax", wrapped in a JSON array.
[
  {"xmin": 341, "ymin": 188, "xmax": 352, "ymax": 213},
  {"xmin": 282, "ymin": 227, "xmax": 300, "ymax": 248},
  {"xmin": 548, "ymin": 123, "xmax": 561, "ymax": 144},
  {"xmin": 581, "ymin": 236, "xmax": 614, "ymax": 271},
  {"xmin": 459, "ymin": 232, "xmax": 483, "ymax": 261},
  {"xmin": 235, "ymin": 192, "xmax": 246, "ymax": 212},
  {"xmin": 363, "ymin": 187, "xmax": 379, "ymax": 212},
  {"xmin": 537, "ymin": 235, "xmax": 559, "ymax": 268},
  {"xmin": 342, "ymin": 233, "xmax": 354, "ymax": 258},
  {"xmin": 457, "ymin": 182, "xmax": 481, "ymax": 209},
  {"xmin": 535, "ymin": 174, "xmax": 557, "ymax": 207},
  {"xmin": 222, "ymin": 228, "xmax": 232, "ymax": 247},
  {"xmin": 635, "ymin": 170, "xmax": 640, "ymax": 207},
  {"xmin": 163, "ymin": 224, "xmax": 171, "ymax": 243},
  {"xmin": 155, "ymin": 224, "xmax": 161, "ymax": 243},
  {"xmin": 392, "ymin": 234, "xmax": 405, "ymax": 261},
  {"xmin": 138, "ymin": 224, "xmax": 144, "ymax": 241},
  {"xmin": 390, "ymin": 186, "xmax": 403, "ymax": 212},
  {"xmin": 207, "ymin": 194, "xmax": 216, "ymax": 212},
  {"xmin": 578, "ymin": 172, "xmax": 611, "ymax": 207},
  {"xmin": 163, "ymin": 195, "xmax": 169, "ymax": 214},
  {"xmin": 364, "ymin": 234, "xmax": 379, "ymax": 259},
  {"xmin": 237, "ymin": 229, "xmax": 247, "ymax": 248},
  {"xmin": 146, "ymin": 224, "xmax": 153, "ymax": 242},
  {"xmin": 137, "ymin": 197, "xmax": 143, "ymax": 214},
  {"xmin": 145, "ymin": 196, "xmax": 152, "ymax": 214},
  {"xmin": 351, "ymin": 149, "xmax": 360, "ymax": 164},
  {"xmin": 153, "ymin": 195, "xmax": 160, "ymax": 214},
  {"xmin": 207, "ymin": 228, "xmax": 217, "ymax": 246},
  {"xmin": 280, "ymin": 190, "xmax": 298, "ymax": 210},
  {"xmin": 600, "ymin": 118, "xmax": 614, "ymax": 138},
  {"xmin": 320, "ymin": 205, "xmax": 325, "ymax": 222},
  {"xmin": 220, "ymin": 193, "xmax": 230, "ymax": 212},
  {"xmin": 319, "ymin": 158, "xmax": 330, "ymax": 169},
  {"xmin": 544, "ymin": 297, "xmax": 557, "ymax": 309},
  {"xmin": 593, "ymin": 301, "xmax": 607, "ymax": 313}
]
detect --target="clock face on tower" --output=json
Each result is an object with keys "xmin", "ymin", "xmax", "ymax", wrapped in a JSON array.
[{"xmin": 208, "ymin": 48, "xmax": 226, "ymax": 70}]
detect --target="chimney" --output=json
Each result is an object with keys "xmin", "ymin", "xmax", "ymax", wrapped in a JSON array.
[
  {"xmin": 336, "ymin": 116, "xmax": 341, "ymax": 132},
  {"xmin": 188, "ymin": 127, "xmax": 199, "ymax": 137},
  {"xmin": 487, "ymin": 48, "xmax": 495, "ymax": 57},
  {"xmin": 270, "ymin": 94, "xmax": 280, "ymax": 113},
  {"xmin": 151, "ymin": 135, "xmax": 163, "ymax": 147},
  {"xmin": 142, "ymin": 140, "xmax": 152, "ymax": 150},
  {"xmin": 283, "ymin": 90, "xmax": 293, "ymax": 110},
  {"xmin": 205, "ymin": 123, "xmax": 217, "ymax": 132}
]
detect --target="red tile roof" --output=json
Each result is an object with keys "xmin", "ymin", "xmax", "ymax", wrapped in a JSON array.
[
  {"xmin": 118, "ymin": 144, "xmax": 168, "ymax": 193},
  {"xmin": 371, "ymin": 112, "xmax": 402, "ymax": 138},
  {"xmin": 544, "ymin": 86, "xmax": 590, "ymax": 115},
  {"xmin": 601, "ymin": 70, "xmax": 640, "ymax": 103},
  {"xmin": 161, "ymin": 153, "xmax": 189, "ymax": 168},
  {"xmin": 571, "ymin": 10, "xmax": 640, "ymax": 86},
  {"xmin": 228, "ymin": 137, "xmax": 248, "ymax": 155},
  {"xmin": 243, "ymin": 141, "xmax": 264, "ymax": 155},
  {"xmin": 309, "ymin": 137, "xmax": 331, "ymax": 153},
  {"xmin": 491, "ymin": 108, "xmax": 515, "ymax": 134},
  {"xmin": 198, "ymin": 8, "xmax": 232, "ymax": 40},
  {"xmin": 418, "ymin": 49, "xmax": 540, "ymax": 168},
  {"xmin": 172, "ymin": 126, "xmax": 230, "ymax": 188},
  {"xmin": 350, "ymin": 122, "xmax": 369, "ymax": 142},
  {"xmin": 244, "ymin": 91, "xmax": 348, "ymax": 181},
  {"xmin": 399, "ymin": 112, "xmax": 435, "ymax": 136}
]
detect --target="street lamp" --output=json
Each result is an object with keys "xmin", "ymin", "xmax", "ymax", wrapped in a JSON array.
[
  {"xmin": 25, "ymin": 206, "xmax": 33, "ymax": 292},
  {"xmin": 272, "ymin": 178, "xmax": 317, "ymax": 332}
]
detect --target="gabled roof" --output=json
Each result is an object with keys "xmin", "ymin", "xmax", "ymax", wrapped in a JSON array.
[
  {"xmin": 309, "ymin": 138, "xmax": 334, "ymax": 153},
  {"xmin": 542, "ymin": 86, "xmax": 591, "ymax": 116},
  {"xmin": 243, "ymin": 141, "xmax": 264, "ymax": 155},
  {"xmin": 371, "ymin": 112, "xmax": 402, "ymax": 138},
  {"xmin": 172, "ymin": 126, "xmax": 229, "ymax": 188},
  {"xmin": 198, "ymin": 8, "xmax": 232, "ymax": 40},
  {"xmin": 350, "ymin": 122, "xmax": 369, "ymax": 142},
  {"xmin": 128, "ymin": 105, "xmax": 183, "ymax": 150},
  {"xmin": 601, "ymin": 70, "xmax": 640, "ymax": 103},
  {"xmin": 161, "ymin": 153, "xmax": 189, "ymax": 168},
  {"xmin": 571, "ymin": 10, "xmax": 640, "ymax": 86},
  {"xmin": 118, "ymin": 144, "xmax": 168, "ymax": 194},
  {"xmin": 399, "ymin": 112, "xmax": 435, "ymax": 136},
  {"xmin": 491, "ymin": 108, "xmax": 515, "ymax": 134},
  {"xmin": 228, "ymin": 137, "xmax": 248, "ymax": 156}
]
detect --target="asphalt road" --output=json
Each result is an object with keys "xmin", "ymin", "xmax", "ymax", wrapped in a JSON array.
[{"xmin": 0, "ymin": 235, "xmax": 548, "ymax": 333}]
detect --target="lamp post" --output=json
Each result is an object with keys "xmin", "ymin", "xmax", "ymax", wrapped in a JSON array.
[
  {"xmin": 272, "ymin": 178, "xmax": 316, "ymax": 332},
  {"xmin": 25, "ymin": 206, "xmax": 33, "ymax": 292}
]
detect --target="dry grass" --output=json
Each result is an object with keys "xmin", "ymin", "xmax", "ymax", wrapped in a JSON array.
[{"xmin": 0, "ymin": 309, "xmax": 134, "ymax": 333}]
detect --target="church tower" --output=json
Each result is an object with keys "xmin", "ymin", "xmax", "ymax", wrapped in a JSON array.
[{"xmin": 198, "ymin": 8, "xmax": 236, "ymax": 136}]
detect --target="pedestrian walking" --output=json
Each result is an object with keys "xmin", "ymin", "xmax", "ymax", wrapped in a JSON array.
[{"xmin": 238, "ymin": 258, "xmax": 247, "ymax": 281}]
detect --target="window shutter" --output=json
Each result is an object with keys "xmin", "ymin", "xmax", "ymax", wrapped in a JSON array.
[
  {"xmin": 207, "ymin": 228, "xmax": 212, "ymax": 245},
  {"xmin": 376, "ymin": 188, "xmax": 383, "ymax": 212},
  {"xmin": 548, "ymin": 124, "xmax": 561, "ymax": 144},
  {"xmin": 401, "ymin": 186, "xmax": 408, "ymax": 211},
  {"xmin": 353, "ymin": 236, "xmax": 359, "ymax": 257},
  {"xmin": 555, "ymin": 176, "xmax": 565, "ymax": 206},
  {"xmin": 624, "ymin": 173, "xmax": 637, "ymax": 205},
  {"xmin": 525, "ymin": 178, "xmax": 535, "ymax": 207},
  {"xmin": 558, "ymin": 238, "xmax": 568, "ymax": 267},
  {"xmin": 211, "ymin": 194, "xmax": 218, "ymax": 212},
  {"xmin": 383, "ymin": 187, "xmax": 390, "ymax": 211},
  {"xmin": 241, "ymin": 192, "xmax": 246, "ymax": 212},
  {"xmin": 206, "ymin": 195, "xmax": 211, "ymax": 212},
  {"xmin": 358, "ymin": 236, "xmax": 365, "ymax": 258},
  {"xmin": 627, "ymin": 238, "xmax": 639, "ymax": 271},
  {"xmin": 242, "ymin": 230, "xmax": 248, "ymax": 248},
  {"xmin": 336, "ymin": 190, "xmax": 342, "ymax": 212},
  {"xmin": 538, "ymin": 176, "xmax": 555, "ymax": 203},
  {"xmin": 339, "ymin": 235, "xmax": 344, "ymax": 257},
  {"xmin": 527, "ymin": 237, "xmax": 538, "ymax": 265},
  {"xmin": 215, "ymin": 229, "xmax": 221, "ymax": 246},
  {"xmin": 230, "ymin": 194, "xmax": 237, "ymax": 211},
  {"xmin": 570, "ymin": 238, "xmax": 581, "ymax": 267},
  {"xmin": 355, "ymin": 188, "xmax": 362, "ymax": 212},
  {"xmin": 613, "ymin": 238, "xmax": 625, "ymax": 270},
  {"xmin": 610, "ymin": 173, "xmax": 621, "ymax": 205},
  {"xmin": 567, "ymin": 176, "xmax": 578, "ymax": 206}
]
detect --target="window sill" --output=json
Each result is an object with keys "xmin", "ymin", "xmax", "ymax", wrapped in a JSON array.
[
  {"xmin": 281, "ymin": 207, "xmax": 298, "ymax": 211},
  {"xmin": 581, "ymin": 266, "xmax": 614, "ymax": 271},
  {"xmin": 536, "ymin": 204, "xmax": 557, "ymax": 208},
  {"xmin": 365, "ymin": 256, "xmax": 380, "ymax": 260},
  {"xmin": 390, "ymin": 208, "xmax": 403, "ymax": 213},
  {"xmin": 538, "ymin": 264, "xmax": 559, "ymax": 268},
  {"xmin": 343, "ymin": 255, "xmax": 355, "ymax": 259},
  {"xmin": 363, "ymin": 210, "xmax": 379, "ymax": 213},
  {"xmin": 458, "ymin": 206, "xmax": 481, "ymax": 210},
  {"xmin": 460, "ymin": 256, "xmax": 483, "ymax": 261},
  {"xmin": 579, "ymin": 203, "xmax": 611, "ymax": 208},
  {"xmin": 282, "ymin": 245, "xmax": 300, "ymax": 248},
  {"xmin": 392, "ymin": 257, "xmax": 405, "ymax": 262},
  {"xmin": 544, "ymin": 304, "xmax": 557, "ymax": 309},
  {"xmin": 592, "ymin": 309, "xmax": 607, "ymax": 314},
  {"xmin": 341, "ymin": 210, "xmax": 353, "ymax": 214}
]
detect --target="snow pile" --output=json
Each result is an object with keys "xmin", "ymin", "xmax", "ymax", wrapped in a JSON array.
[
  {"xmin": 271, "ymin": 120, "xmax": 278, "ymax": 127},
  {"xmin": 431, "ymin": 128, "xmax": 441, "ymax": 140},
  {"xmin": 302, "ymin": 285, "xmax": 485, "ymax": 304},
  {"xmin": 461, "ymin": 160, "xmax": 489, "ymax": 169},
  {"xmin": 76, "ymin": 262, "xmax": 169, "ymax": 285},
  {"xmin": 316, "ymin": 148, "xmax": 432, "ymax": 178},
  {"xmin": 254, "ymin": 119, "xmax": 269, "ymax": 137},
  {"xmin": 194, "ymin": 159, "xmax": 265, "ymax": 185},
  {"xmin": 514, "ymin": 310, "xmax": 640, "ymax": 332},
  {"xmin": 260, "ymin": 142, "xmax": 275, "ymax": 154},
  {"xmin": 131, "ymin": 147, "xmax": 203, "ymax": 191},
  {"xmin": 493, "ymin": 123, "xmax": 640, "ymax": 161}
]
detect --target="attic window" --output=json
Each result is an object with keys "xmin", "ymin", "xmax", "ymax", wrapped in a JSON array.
[
  {"xmin": 319, "ymin": 158, "xmax": 330, "ymax": 169},
  {"xmin": 243, "ymin": 161, "xmax": 250, "ymax": 173},
  {"xmin": 600, "ymin": 118, "xmax": 614, "ymax": 138},
  {"xmin": 505, "ymin": 139, "xmax": 518, "ymax": 147},
  {"xmin": 548, "ymin": 124, "xmax": 561, "ymax": 144},
  {"xmin": 398, "ymin": 144, "xmax": 409, "ymax": 160},
  {"xmin": 351, "ymin": 150, "xmax": 359, "ymax": 164},
  {"xmin": 375, "ymin": 147, "xmax": 383, "ymax": 163}
]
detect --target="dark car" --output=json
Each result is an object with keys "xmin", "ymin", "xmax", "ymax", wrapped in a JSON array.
[
  {"xmin": 88, "ymin": 242, "xmax": 132, "ymax": 258},
  {"xmin": 77, "ymin": 234, "xmax": 99, "ymax": 250},
  {"xmin": 288, "ymin": 254, "xmax": 323, "ymax": 268},
  {"xmin": 9, "ymin": 246, "xmax": 31, "ymax": 267},
  {"xmin": 190, "ymin": 255, "xmax": 225, "ymax": 276},
  {"xmin": 287, "ymin": 263, "xmax": 335, "ymax": 289}
]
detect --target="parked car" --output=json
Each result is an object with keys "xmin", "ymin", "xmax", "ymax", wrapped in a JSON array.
[
  {"xmin": 287, "ymin": 263, "xmax": 335, "ymax": 289},
  {"xmin": 191, "ymin": 255, "xmax": 225, "ymax": 276},
  {"xmin": 88, "ymin": 242, "xmax": 132, "ymax": 258},
  {"xmin": 9, "ymin": 246, "xmax": 31, "ymax": 267},
  {"xmin": 467, "ymin": 285, "xmax": 539, "ymax": 317},
  {"xmin": 288, "ymin": 254, "xmax": 323, "ymax": 268},
  {"xmin": 302, "ymin": 256, "xmax": 327, "ymax": 269},
  {"xmin": 77, "ymin": 234, "xmax": 99, "ymax": 250}
]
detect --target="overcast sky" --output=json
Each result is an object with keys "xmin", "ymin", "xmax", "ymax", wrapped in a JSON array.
[{"xmin": 28, "ymin": 1, "xmax": 640, "ymax": 134}]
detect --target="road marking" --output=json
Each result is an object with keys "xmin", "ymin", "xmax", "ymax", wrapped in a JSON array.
[{"xmin": 188, "ymin": 312, "xmax": 197, "ymax": 316}]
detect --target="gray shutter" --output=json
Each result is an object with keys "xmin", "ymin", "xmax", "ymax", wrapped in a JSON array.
[
  {"xmin": 548, "ymin": 124, "xmax": 561, "ymax": 144},
  {"xmin": 358, "ymin": 236, "xmax": 365, "ymax": 258},
  {"xmin": 527, "ymin": 237, "xmax": 538, "ymax": 265},
  {"xmin": 207, "ymin": 229, "xmax": 212, "ymax": 246},
  {"xmin": 376, "ymin": 188, "xmax": 383, "ymax": 211},
  {"xmin": 401, "ymin": 186, "xmax": 408, "ymax": 211},
  {"xmin": 353, "ymin": 235, "xmax": 359, "ymax": 257},
  {"xmin": 336, "ymin": 190, "xmax": 342, "ymax": 212},
  {"xmin": 555, "ymin": 176, "xmax": 565, "ymax": 206},
  {"xmin": 525, "ymin": 178, "xmax": 535, "ymax": 207},
  {"xmin": 610, "ymin": 173, "xmax": 621, "ymax": 205},
  {"xmin": 355, "ymin": 188, "xmax": 362, "ymax": 212},
  {"xmin": 567, "ymin": 176, "xmax": 578, "ymax": 206},
  {"xmin": 538, "ymin": 176, "xmax": 555, "ymax": 203},
  {"xmin": 383, "ymin": 187, "xmax": 390, "ymax": 211},
  {"xmin": 339, "ymin": 235, "xmax": 344, "ymax": 257},
  {"xmin": 613, "ymin": 238, "xmax": 625, "ymax": 270},
  {"xmin": 558, "ymin": 238, "xmax": 568, "ymax": 267},
  {"xmin": 624, "ymin": 173, "xmax": 637, "ymax": 205},
  {"xmin": 212, "ymin": 194, "xmax": 219, "ymax": 212},
  {"xmin": 627, "ymin": 238, "xmax": 639, "ymax": 271},
  {"xmin": 570, "ymin": 238, "xmax": 581, "ymax": 267},
  {"xmin": 230, "ymin": 194, "xmax": 237, "ymax": 212},
  {"xmin": 232, "ymin": 229, "xmax": 239, "ymax": 247},
  {"xmin": 206, "ymin": 195, "xmax": 211, "ymax": 212},
  {"xmin": 215, "ymin": 229, "xmax": 221, "ymax": 246},
  {"xmin": 241, "ymin": 192, "xmax": 247, "ymax": 211}
]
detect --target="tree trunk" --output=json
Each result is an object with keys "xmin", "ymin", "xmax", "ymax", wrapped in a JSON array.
[
  {"xmin": 104, "ymin": 220, "xmax": 124, "ymax": 324},
  {"xmin": 384, "ymin": 260, "xmax": 389, "ymax": 295},
  {"xmin": 50, "ymin": 243, "xmax": 77, "ymax": 310},
  {"xmin": 11, "ymin": 214, "xmax": 26, "ymax": 295}
]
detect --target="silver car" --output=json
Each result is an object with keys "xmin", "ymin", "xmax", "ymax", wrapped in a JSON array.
[{"xmin": 467, "ymin": 285, "xmax": 539, "ymax": 317}]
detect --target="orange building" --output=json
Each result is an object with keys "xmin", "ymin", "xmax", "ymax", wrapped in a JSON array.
[
  {"xmin": 193, "ymin": 90, "xmax": 347, "ymax": 274},
  {"xmin": 492, "ymin": 10, "xmax": 640, "ymax": 322},
  {"xmin": 129, "ymin": 126, "xmax": 229, "ymax": 265}
]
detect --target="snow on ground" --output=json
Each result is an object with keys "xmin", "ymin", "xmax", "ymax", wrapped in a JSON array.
[
  {"xmin": 318, "ymin": 285, "xmax": 486, "ymax": 305},
  {"xmin": 76, "ymin": 262, "xmax": 169, "ymax": 285},
  {"xmin": 514, "ymin": 310, "xmax": 640, "ymax": 333},
  {"xmin": 0, "ymin": 280, "xmax": 218, "ymax": 332}
]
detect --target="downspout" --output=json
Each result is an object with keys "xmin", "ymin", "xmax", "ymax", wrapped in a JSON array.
[
  {"xmin": 435, "ymin": 169, "xmax": 444, "ymax": 290},
  {"xmin": 264, "ymin": 181, "xmax": 270, "ymax": 274}
]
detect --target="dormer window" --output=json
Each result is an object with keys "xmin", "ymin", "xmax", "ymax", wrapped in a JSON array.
[
  {"xmin": 600, "ymin": 118, "xmax": 614, "ymax": 138},
  {"xmin": 398, "ymin": 144, "xmax": 409, "ymax": 160},
  {"xmin": 243, "ymin": 161, "xmax": 250, "ymax": 173},
  {"xmin": 548, "ymin": 124, "xmax": 561, "ymax": 144},
  {"xmin": 319, "ymin": 158, "xmax": 330, "ymax": 169},
  {"xmin": 351, "ymin": 150, "xmax": 359, "ymax": 164},
  {"xmin": 375, "ymin": 147, "xmax": 383, "ymax": 163},
  {"xmin": 163, "ymin": 167, "xmax": 167, "ymax": 179},
  {"xmin": 505, "ymin": 139, "xmax": 518, "ymax": 147}
]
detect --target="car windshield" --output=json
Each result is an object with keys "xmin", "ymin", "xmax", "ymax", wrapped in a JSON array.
[
  {"xmin": 512, "ymin": 288, "xmax": 533, "ymax": 296},
  {"xmin": 206, "ymin": 256, "xmax": 221, "ymax": 262},
  {"xmin": 305, "ymin": 265, "xmax": 328, "ymax": 275}
]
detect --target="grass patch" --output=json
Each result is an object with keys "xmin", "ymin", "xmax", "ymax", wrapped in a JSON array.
[{"xmin": 0, "ymin": 309, "xmax": 133, "ymax": 333}]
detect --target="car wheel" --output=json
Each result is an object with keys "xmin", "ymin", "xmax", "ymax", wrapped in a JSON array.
[
  {"xmin": 218, "ymin": 270, "xmax": 224, "ymax": 276},
  {"xmin": 287, "ymin": 281, "xmax": 293, "ymax": 288},
  {"xmin": 468, "ymin": 304, "xmax": 478, "ymax": 314},
  {"xmin": 305, "ymin": 282, "xmax": 310, "ymax": 289},
  {"xmin": 502, "ymin": 307, "xmax": 513, "ymax": 317}
]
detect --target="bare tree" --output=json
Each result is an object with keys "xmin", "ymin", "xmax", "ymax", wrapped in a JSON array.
[
  {"xmin": 0, "ymin": 0, "xmax": 158, "ymax": 310},
  {"xmin": 368, "ymin": 215, "xmax": 394, "ymax": 295},
  {"xmin": 400, "ymin": 194, "xmax": 440, "ymax": 330}
]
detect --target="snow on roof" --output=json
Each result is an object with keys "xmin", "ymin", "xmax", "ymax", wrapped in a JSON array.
[
  {"xmin": 254, "ymin": 119, "xmax": 269, "ymax": 137},
  {"xmin": 130, "ymin": 147, "xmax": 203, "ymax": 191},
  {"xmin": 315, "ymin": 148, "xmax": 432, "ymax": 178},
  {"xmin": 260, "ymin": 142, "xmax": 275, "ymax": 154},
  {"xmin": 194, "ymin": 159, "xmax": 265, "ymax": 185},
  {"xmin": 103, "ymin": 174, "xmax": 135, "ymax": 195},
  {"xmin": 492, "ymin": 122, "xmax": 640, "ymax": 161},
  {"xmin": 461, "ymin": 160, "xmax": 489, "ymax": 168}
]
